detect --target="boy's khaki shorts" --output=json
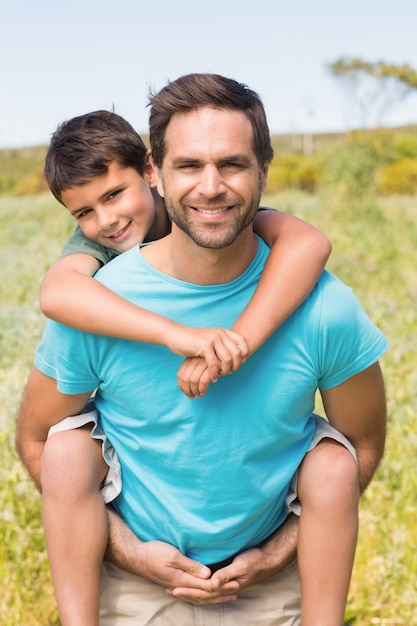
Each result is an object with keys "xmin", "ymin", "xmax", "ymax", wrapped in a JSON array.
[
  {"xmin": 47, "ymin": 401, "xmax": 122, "ymax": 504},
  {"xmin": 285, "ymin": 414, "xmax": 357, "ymax": 515},
  {"xmin": 48, "ymin": 408, "xmax": 356, "ymax": 513}
]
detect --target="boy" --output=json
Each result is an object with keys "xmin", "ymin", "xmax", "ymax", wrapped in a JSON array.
[{"xmin": 36, "ymin": 110, "xmax": 358, "ymax": 625}]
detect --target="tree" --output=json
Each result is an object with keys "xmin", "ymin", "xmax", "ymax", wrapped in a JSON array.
[{"xmin": 327, "ymin": 57, "xmax": 417, "ymax": 128}]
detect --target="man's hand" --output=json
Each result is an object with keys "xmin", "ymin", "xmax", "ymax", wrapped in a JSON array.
[
  {"xmin": 169, "ymin": 514, "xmax": 299, "ymax": 604},
  {"xmin": 105, "ymin": 508, "xmax": 239, "ymax": 603},
  {"xmin": 171, "ymin": 327, "xmax": 249, "ymax": 398},
  {"xmin": 143, "ymin": 541, "xmax": 241, "ymax": 604}
]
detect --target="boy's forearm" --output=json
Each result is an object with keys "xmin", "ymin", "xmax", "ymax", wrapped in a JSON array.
[
  {"xmin": 42, "ymin": 265, "xmax": 176, "ymax": 345},
  {"xmin": 234, "ymin": 210, "xmax": 331, "ymax": 353}
]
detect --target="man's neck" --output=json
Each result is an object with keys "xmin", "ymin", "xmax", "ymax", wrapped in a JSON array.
[{"xmin": 141, "ymin": 224, "xmax": 259, "ymax": 286}]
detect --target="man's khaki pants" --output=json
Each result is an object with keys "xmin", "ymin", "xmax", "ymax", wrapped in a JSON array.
[{"xmin": 100, "ymin": 560, "xmax": 301, "ymax": 625}]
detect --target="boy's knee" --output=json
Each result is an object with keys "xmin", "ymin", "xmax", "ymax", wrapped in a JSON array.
[
  {"xmin": 299, "ymin": 441, "xmax": 359, "ymax": 509},
  {"xmin": 41, "ymin": 426, "xmax": 102, "ymax": 493}
]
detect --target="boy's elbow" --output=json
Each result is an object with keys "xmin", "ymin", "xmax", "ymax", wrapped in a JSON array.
[
  {"xmin": 319, "ymin": 233, "xmax": 332, "ymax": 261},
  {"xmin": 39, "ymin": 283, "xmax": 57, "ymax": 319}
]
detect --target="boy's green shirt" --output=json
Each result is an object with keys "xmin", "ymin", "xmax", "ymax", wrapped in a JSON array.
[{"xmin": 61, "ymin": 226, "xmax": 119, "ymax": 265}]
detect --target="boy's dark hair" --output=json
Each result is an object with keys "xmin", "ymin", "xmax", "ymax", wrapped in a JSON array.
[
  {"xmin": 148, "ymin": 73, "xmax": 274, "ymax": 170},
  {"xmin": 44, "ymin": 110, "xmax": 148, "ymax": 204}
]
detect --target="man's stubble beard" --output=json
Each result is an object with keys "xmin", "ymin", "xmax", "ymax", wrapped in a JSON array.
[{"xmin": 160, "ymin": 174, "xmax": 264, "ymax": 250}]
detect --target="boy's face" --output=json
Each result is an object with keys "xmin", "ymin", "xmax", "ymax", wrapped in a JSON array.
[{"xmin": 61, "ymin": 161, "xmax": 157, "ymax": 253}]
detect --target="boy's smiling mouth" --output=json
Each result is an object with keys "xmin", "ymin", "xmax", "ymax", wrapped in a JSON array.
[{"xmin": 107, "ymin": 221, "xmax": 132, "ymax": 242}]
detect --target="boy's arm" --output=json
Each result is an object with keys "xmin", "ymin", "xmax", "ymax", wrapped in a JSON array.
[
  {"xmin": 233, "ymin": 209, "xmax": 332, "ymax": 353},
  {"xmin": 40, "ymin": 255, "xmax": 248, "ymax": 384}
]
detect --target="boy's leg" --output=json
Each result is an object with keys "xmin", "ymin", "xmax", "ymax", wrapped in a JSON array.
[
  {"xmin": 296, "ymin": 437, "xmax": 359, "ymax": 626},
  {"xmin": 41, "ymin": 423, "xmax": 109, "ymax": 626}
]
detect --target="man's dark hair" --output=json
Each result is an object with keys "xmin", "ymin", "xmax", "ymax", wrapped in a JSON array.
[
  {"xmin": 44, "ymin": 110, "xmax": 148, "ymax": 204},
  {"xmin": 148, "ymin": 73, "xmax": 274, "ymax": 169}
]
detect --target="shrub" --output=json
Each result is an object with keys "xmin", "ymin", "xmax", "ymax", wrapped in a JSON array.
[
  {"xmin": 266, "ymin": 154, "xmax": 322, "ymax": 194},
  {"xmin": 393, "ymin": 133, "xmax": 417, "ymax": 160},
  {"xmin": 377, "ymin": 158, "xmax": 417, "ymax": 195}
]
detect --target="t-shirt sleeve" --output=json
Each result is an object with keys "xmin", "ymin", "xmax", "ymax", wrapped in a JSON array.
[
  {"xmin": 35, "ymin": 319, "xmax": 100, "ymax": 394},
  {"xmin": 61, "ymin": 226, "xmax": 119, "ymax": 265},
  {"xmin": 315, "ymin": 272, "xmax": 389, "ymax": 389}
]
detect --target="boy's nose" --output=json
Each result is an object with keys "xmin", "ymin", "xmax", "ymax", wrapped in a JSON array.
[{"xmin": 98, "ymin": 209, "xmax": 118, "ymax": 230}]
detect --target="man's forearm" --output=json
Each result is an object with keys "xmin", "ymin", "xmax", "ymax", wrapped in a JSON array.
[
  {"xmin": 355, "ymin": 443, "xmax": 385, "ymax": 494},
  {"xmin": 260, "ymin": 512, "xmax": 299, "ymax": 574},
  {"xmin": 15, "ymin": 434, "xmax": 44, "ymax": 491},
  {"xmin": 205, "ymin": 512, "xmax": 300, "ymax": 595},
  {"xmin": 104, "ymin": 506, "xmax": 147, "ymax": 575}
]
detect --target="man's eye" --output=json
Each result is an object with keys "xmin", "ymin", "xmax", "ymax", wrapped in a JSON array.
[{"xmin": 223, "ymin": 162, "xmax": 243, "ymax": 169}]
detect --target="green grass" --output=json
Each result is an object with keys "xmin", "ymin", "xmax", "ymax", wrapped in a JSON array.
[{"xmin": 1, "ymin": 190, "xmax": 417, "ymax": 624}]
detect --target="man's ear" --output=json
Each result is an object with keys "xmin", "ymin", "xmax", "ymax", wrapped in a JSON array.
[
  {"xmin": 260, "ymin": 163, "xmax": 270, "ymax": 192},
  {"xmin": 144, "ymin": 151, "xmax": 159, "ymax": 190},
  {"xmin": 146, "ymin": 152, "xmax": 165, "ymax": 197}
]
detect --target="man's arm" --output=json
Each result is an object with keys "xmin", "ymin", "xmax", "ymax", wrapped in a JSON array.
[
  {"xmin": 15, "ymin": 366, "xmax": 91, "ymax": 488},
  {"xmin": 320, "ymin": 361, "xmax": 387, "ymax": 492}
]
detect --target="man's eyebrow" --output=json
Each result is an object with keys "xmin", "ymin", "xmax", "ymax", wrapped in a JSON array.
[
  {"xmin": 170, "ymin": 156, "xmax": 201, "ymax": 165},
  {"xmin": 170, "ymin": 154, "xmax": 252, "ymax": 165}
]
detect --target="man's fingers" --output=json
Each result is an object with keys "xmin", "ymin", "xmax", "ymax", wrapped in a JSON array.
[
  {"xmin": 178, "ymin": 557, "xmax": 211, "ymax": 580},
  {"xmin": 167, "ymin": 585, "xmax": 239, "ymax": 605}
]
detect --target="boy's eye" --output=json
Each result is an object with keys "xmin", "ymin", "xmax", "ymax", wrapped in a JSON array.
[
  {"xmin": 77, "ymin": 208, "xmax": 92, "ymax": 219},
  {"xmin": 107, "ymin": 189, "xmax": 122, "ymax": 201}
]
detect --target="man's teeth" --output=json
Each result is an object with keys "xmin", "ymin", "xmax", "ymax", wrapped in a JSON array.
[{"xmin": 196, "ymin": 208, "xmax": 228, "ymax": 214}]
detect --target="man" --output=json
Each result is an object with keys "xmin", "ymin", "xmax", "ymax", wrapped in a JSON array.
[{"xmin": 16, "ymin": 73, "xmax": 387, "ymax": 625}]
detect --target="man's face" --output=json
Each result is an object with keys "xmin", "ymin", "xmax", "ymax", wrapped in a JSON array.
[
  {"xmin": 155, "ymin": 107, "xmax": 268, "ymax": 249},
  {"xmin": 61, "ymin": 161, "xmax": 157, "ymax": 253}
]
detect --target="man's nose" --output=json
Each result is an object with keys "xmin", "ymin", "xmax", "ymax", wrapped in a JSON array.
[{"xmin": 198, "ymin": 165, "xmax": 226, "ymax": 197}]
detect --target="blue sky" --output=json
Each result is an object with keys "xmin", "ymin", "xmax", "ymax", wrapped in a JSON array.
[{"xmin": 2, "ymin": 0, "xmax": 417, "ymax": 148}]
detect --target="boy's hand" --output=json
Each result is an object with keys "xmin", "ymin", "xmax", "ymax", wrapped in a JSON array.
[
  {"xmin": 177, "ymin": 357, "xmax": 211, "ymax": 399},
  {"xmin": 166, "ymin": 326, "xmax": 249, "ymax": 393}
]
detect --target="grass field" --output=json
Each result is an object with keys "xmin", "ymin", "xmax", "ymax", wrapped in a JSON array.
[{"xmin": 1, "ymin": 190, "xmax": 416, "ymax": 625}]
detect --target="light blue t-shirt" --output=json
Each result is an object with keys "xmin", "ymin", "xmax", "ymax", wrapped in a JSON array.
[{"xmin": 35, "ymin": 237, "xmax": 388, "ymax": 564}]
